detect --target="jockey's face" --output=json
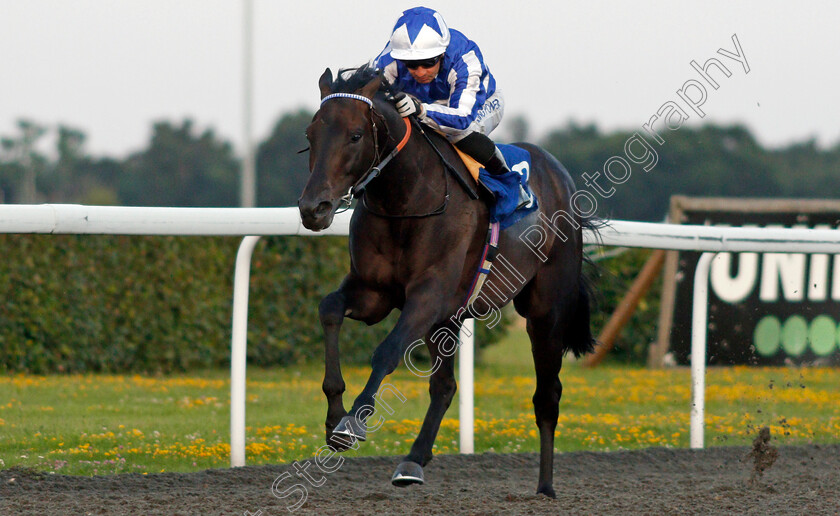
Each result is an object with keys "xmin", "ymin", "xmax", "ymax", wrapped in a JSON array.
[{"xmin": 402, "ymin": 56, "xmax": 442, "ymax": 84}]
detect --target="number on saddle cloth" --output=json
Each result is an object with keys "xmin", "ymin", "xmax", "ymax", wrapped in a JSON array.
[{"xmin": 476, "ymin": 144, "xmax": 538, "ymax": 230}]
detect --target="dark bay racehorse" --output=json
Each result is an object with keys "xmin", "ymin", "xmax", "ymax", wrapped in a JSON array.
[{"xmin": 298, "ymin": 66, "xmax": 594, "ymax": 498}]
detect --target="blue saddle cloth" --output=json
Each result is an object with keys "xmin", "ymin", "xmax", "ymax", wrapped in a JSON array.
[{"xmin": 478, "ymin": 144, "xmax": 538, "ymax": 230}]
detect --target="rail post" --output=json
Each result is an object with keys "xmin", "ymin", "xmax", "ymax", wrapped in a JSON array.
[
  {"xmin": 690, "ymin": 252, "xmax": 716, "ymax": 449},
  {"xmin": 230, "ymin": 235, "xmax": 262, "ymax": 467},
  {"xmin": 459, "ymin": 318, "xmax": 475, "ymax": 454}
]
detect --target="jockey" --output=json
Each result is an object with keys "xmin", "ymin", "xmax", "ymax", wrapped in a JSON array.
[{"xmin": 373, "ymin": 7, "xmax": 530, "ymax": 206}]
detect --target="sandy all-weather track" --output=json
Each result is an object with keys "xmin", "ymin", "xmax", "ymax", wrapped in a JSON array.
[{"xmin": 1, "ymin": 444, "xmax": 838, "ymax": 515}]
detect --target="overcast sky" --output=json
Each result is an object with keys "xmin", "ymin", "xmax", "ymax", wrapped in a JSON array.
[{"xmin": 2, "ymin": 1, "xmax": 838, "ymax": 158}]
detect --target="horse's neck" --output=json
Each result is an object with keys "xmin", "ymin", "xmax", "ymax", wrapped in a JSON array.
[{"xmin": 364, "ymin": 117, "xmax": 443, "ymax": 214}]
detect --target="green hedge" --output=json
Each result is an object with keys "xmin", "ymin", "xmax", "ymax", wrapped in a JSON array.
[{"xmin": 0, "ymin": 234, "xmax": 510, "ymax": 373}]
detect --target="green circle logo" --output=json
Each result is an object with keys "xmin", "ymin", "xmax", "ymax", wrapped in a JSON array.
[
  {"xmin": 754, "ymin": 316, "xmax": 781, "ymax": 356},
  {"xmin": 781, "ymin": 316, "xmax": 809, "ymax": 356},
  {"xmin": 809, "ymin": 315, "xmax": 837, "ymax": 357}
]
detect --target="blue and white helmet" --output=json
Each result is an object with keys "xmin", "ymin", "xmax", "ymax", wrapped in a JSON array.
[{"xmin": 388, "ymin": 7, "xmax": 450, "ymax": 60}]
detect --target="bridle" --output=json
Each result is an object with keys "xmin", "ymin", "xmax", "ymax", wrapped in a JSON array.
[{"xmin": 319, "ymin": 92, "xmax": 450, "ymax": 218}]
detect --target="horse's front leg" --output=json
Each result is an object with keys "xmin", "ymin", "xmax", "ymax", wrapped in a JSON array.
[
  {"xmin": 319, "ymin": 291, "xmax": 351, "ymax": 450},
  {"xmin": 333, "ymin": 281, "xmax": 445, "ymax": 444},
  {"xmin": 391, "ymin": 320, "xmax": 459, "ymax": 486},
  {"xmin": 320, "ymin": 281, "xmax": 392, "ymax": 451}
]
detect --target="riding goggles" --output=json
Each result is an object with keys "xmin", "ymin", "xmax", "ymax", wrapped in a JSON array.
[{"xmin": 401, "ymin": 54, "xmax": 443, "ymax": 69}]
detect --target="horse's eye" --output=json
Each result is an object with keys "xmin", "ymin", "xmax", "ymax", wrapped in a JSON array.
[{"xmin": 351, "ymin": 132, "xmax": 363, "ymax": 143}]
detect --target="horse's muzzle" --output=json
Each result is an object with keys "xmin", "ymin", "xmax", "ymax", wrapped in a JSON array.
[{"xmin": 299, "ymin": 198, "xmax": 336, "ymax": 231}]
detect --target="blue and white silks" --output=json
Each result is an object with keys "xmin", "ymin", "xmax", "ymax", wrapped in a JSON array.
[{"xmin": 373, "ymin": 29, "xmax": 496, "ymax": 139}]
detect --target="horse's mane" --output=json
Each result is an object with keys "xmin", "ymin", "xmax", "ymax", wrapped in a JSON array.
[{"xmin": 332, "ymin": 64, "xmax": 397, "ymax": 101}]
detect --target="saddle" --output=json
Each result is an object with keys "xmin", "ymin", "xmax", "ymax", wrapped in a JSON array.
[{"xmin": 451, "ymin": 146, "xmax": 482, "ymax": 183}]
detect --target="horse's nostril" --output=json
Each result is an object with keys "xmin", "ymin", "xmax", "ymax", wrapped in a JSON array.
[{"xmin": 314, "ymin": 201, "xmax": 333, "ymax": 218}]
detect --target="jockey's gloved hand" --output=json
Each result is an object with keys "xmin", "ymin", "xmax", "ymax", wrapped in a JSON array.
[{"xmin": 394, "ymin": 93, "xmax": 425, "ymax": 118}]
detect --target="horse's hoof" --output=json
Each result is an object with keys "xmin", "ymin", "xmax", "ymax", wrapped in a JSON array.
[
  {"xmin": 326, "ymin": 431, "xmax": 354, "ymax": 452},
  {"xmin": 536, "ymin": 484, "xmax": 556, "ymax": 499},
  {"xmin": 391, "ymin": 461, "xmax": 424, "ymax": 486},
  {"xmin": 333, "ymin": 415, "xmax": 366, "ymax": 442}
]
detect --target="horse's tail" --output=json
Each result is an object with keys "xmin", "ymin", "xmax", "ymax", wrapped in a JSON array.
[
  {"xmin": 566, "ymin": 271, "xmax": 596, "ymax": 358},
  {"xmin": 566, "ymin": 216, "xmax": 601, "ymax": 358}
]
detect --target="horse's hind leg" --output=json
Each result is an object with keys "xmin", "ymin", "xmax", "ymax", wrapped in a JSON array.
[
  {"xmin": 393, "ymin": 322, "xmax": 459, "ymax": 486},
  {"xmin": 526, "ymin": 310, "xmax": 565, "ymax": 498}
]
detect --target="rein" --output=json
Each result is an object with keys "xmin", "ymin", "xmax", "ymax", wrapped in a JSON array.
[
  {"xmin": 350, "ymin": 117, "xmax": 411, "ymax": 200},
  {"xmin": 319, "ymin": 93, "xmax": 451, "ymax": 218}
]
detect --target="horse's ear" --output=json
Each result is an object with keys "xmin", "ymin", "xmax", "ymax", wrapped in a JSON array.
[
  {"xmin": 319, "ymin": 68, "xmax": 333, "ymax": 99},
  {"xmin": 358, "ymin": 73, "xmax": 382, "ymax": 100}
]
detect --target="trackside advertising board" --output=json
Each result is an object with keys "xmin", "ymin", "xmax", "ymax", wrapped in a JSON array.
[{"xmin": 657, "ymin": 197, "xmax": 840, "ymax": 366}]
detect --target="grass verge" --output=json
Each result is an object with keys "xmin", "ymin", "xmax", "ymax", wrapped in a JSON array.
[{"xmin": 1, "ymin": 327, "xmax": 838, "ymax": 475}]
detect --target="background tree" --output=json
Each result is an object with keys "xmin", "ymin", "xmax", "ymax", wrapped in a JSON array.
[
  {"xmin": 119, "ymin": 120, "xmax": 239, "ymax": 206},
  {"xmin": 0, "ymin": 119, "xmax": 48, "ymax": 203},
  {"xmin": 34, "ymin": 126, "xmax": 120, "ymax": 205},
  {"xmin": 501, "ymin": 114, "xmax": 530, "ymax": 143},
  {"xmin": 49, "ymin": 126, "xmax": 86, "ymax": 200},
  {"xmin": 540, "ymin": 122, "xmax": 788, "ymax": 221},
  {"xmin": 2, "ymin": 112, "xmax": 838, "ymax": 221},
  {"xmin": 256, "ymin": 109, "xmax": 312, "ymax": 207}
]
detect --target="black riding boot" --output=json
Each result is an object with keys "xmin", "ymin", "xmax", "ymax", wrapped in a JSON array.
[{"xmin": 483, "ymin": 146, "xmax": 511, "ymax": 175}]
